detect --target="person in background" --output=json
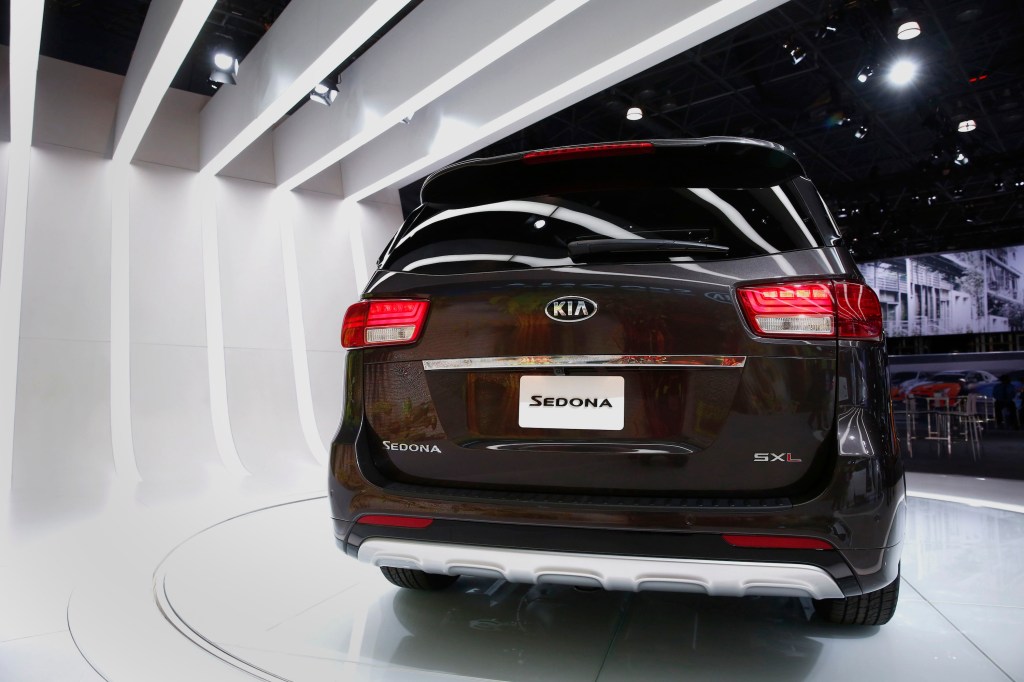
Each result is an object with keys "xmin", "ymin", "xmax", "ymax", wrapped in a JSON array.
[{"xmin": 993, "ymin": 375, "xmax": 1019, "ymax": 430}]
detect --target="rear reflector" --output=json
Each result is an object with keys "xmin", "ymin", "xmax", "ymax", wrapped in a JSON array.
[
  {"xmin": 341, "ymin": 299, "xmax": 430, "ymax": 348},
  {"xmin": 523, "ymin": 142, "xmax": 654, "ymax": 164},
  {"xmin": 723, "ymin": 534, "xmax": 833, "ymax": 550},
  {"xmin": 736, "ymin": 280, "xmax": 882, "ymax": 340},
  {"xmin": 356, "ymin": 515, "xmax": 434, "ymax": 529}
]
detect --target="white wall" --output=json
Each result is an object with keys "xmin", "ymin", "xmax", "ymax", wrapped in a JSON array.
[{"xmin": 4, "ymin": 58, "xmax": 369, "ymax": 508}]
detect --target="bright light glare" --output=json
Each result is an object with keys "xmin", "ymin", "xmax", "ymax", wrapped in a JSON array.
[
  {"xmin": 213, "ymin": 52, "xmax": 235, "ymax": 70},
  {"xmin": 888, "ymin": 60, "xmax": 917, "ymax": 85},
  {"xmin": 626, "ymin": 107, "xmax": 643, "ymax": 121},
  {"xmin": 957, "ymin": 119, "xmax": 977, "ymax": 132}
]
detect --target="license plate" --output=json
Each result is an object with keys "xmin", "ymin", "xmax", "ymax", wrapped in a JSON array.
[{"xmin": 518, "ymin": 376, "xmax": 624, "ymax": 430}]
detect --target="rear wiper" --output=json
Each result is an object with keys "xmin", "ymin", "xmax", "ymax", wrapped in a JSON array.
[{"xmin": 567, "ymin": 239, "xmax": 729, "ymax": 261}]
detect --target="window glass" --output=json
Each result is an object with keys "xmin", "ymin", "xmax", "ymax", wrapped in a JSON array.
[{"xmin": 381, "ymin": 182, "xmax": 827, "ymax": 275}]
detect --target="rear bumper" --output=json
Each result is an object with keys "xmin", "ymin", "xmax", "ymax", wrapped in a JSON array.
[{"xmin": 357, "ymin": 538, "xmax": 846, "ymax": 599}]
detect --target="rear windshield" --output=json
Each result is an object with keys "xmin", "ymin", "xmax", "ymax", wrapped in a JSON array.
[{"xmin": 380, "ymin": 179, "xmax": 831, "ymax": 275}]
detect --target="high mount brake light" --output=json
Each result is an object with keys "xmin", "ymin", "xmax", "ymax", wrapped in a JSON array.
[
  {"xmin": 723, "ymin": 534, "xmax": 833, "ymax": 550},
  {"xmin": 736, "ymin": 280, "xmax": 882, "ymax": 340},
  {"xmin": 341, "ymin": 299, "xmax": 430, "ymax": 348},
  {"xmin": 523, "ymin": 142, "xmax": 655, "ymax": 164}
]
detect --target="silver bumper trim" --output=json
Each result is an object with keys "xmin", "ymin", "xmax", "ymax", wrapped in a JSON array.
[
  {"xmin": 422, "ymin": 354, "xmax": 746, "ymax": 371},
  {"xmin": 358, "ymin": 539, "xmax": 844, "ymax": 599}
]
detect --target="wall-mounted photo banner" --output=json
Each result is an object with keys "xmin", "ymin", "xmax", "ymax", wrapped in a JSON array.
[{"xmin": 859, "ymin": 245, "xmax": 1024, "ymax": 337}]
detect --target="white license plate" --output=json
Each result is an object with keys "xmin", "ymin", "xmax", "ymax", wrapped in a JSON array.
[{"xmin": 518, "ymin": 375, "xmax": 624, "ymax": 430}]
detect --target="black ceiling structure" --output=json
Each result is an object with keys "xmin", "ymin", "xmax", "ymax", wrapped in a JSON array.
[
  {"xmin": 451, "ymin": 0, "xmax": 1024, "ymax": 263},
  {"xmin": 6, "ymin": 0, "xmax": 1023, "ymax": 263}
]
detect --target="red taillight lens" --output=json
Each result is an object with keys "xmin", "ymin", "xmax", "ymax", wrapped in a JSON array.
[
  {"xmin": 723, "ymin": 534, "xmax": 833, "ymax": 550},
  {"xmin": 834, "ymin": 281, "xmax": 883, "ymax": 338},
  {"xmin": 736, "ymin": 280, "xmax": 882, "ymax": 340},
  {"xmin": 523, "ymin": 142, "xmax": 654, "ymax": 164},
  {"xmin": 356, "ymin": 515, "xmax": 434, "ymax": 529},
  {"xmin": 341, "ymin": 299, "xmax": 430, "ymax": 348}
]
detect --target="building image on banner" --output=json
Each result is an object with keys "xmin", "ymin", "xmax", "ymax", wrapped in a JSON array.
[{"xmin": 859, "ymin": 246, "xmax": 1024, "ymax": 337}]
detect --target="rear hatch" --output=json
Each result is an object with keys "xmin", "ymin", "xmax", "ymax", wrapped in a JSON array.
[{"xmin": 348, "ymin": 140, "xmax": 863, "ymax": 498}]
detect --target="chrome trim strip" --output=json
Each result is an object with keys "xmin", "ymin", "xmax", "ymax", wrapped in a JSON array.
[
  {"xmin": 358, "ymin": 539, "xmax": 844, "ymax": 599},
  {"xmin": 423, "ymin": 355, "xmax": 746, "ymax": 370}
]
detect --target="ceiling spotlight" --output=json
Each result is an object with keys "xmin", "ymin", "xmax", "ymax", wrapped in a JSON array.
[
  {"xmin": 897, "ymin": 21, "xmax": 921, "ymax": 40},
  {"xmin": 954, "ymin": 150, "xmax": 969, "ymax": 166},
  {"xmin": 815, "ymin": 22, "xmax": 837, "ymax": 40},
  {"xmin": 927, "ymin": 194, "xmax": 938, "ymax": 206},
  {"xmin": 626, "ymin": 106, "xmax": 643, "ymax": 121},
  {"xmin": 836, "ymin": 206, "xmax": 849, "ymax": 218},
  {"xmin": 957, "ymin": 119, "xmax": 977, "ymax": 132},
  {"xmin": 209, "ymin": 50, "xmax": 238, "ymax": 86},
  {"xmin": 952, "ymin": 185, "xmax": 964, "ymax": 197},
  {"xmin": 309, "ymin": 79, "xmax": 338, "ymax": 106},
  {"xmin": 1015, "ymin": 179, "xmax": 1024, "ymax": 189},
  {"xmin": 887, "ymin": 60, "xmax": 918, "ymax": 85},
  {"xmin": 856, "ymin": 65, "xmax": 875, "ymax": 83},
  {"xmin": 854, "ymin": 125, "xmax": 869, "ymax": 140},
  {"xmin": 784, "ymin": 41, "xmax": 806, "ymax": 65},
  {"xmin": 993, "ymin": 179, "xmax": 1006, "ymax": 192}
]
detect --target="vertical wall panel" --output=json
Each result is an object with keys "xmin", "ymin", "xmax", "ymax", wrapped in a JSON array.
[
  {"xmin": 291, "ymin": 190, "xmax": 358, "ymax": 448},
  {"xmin": 0, "ymin": 143, "xmax": 9, "ymax": 263},
  {"xmin": 216, "ymin": 178, "xmax": 313, "ymax": 473},
  {"xmin": 19, "ymin": 147, "xmax": 112, "ymax": 342},
  {"xmin": 128, "ymin": 163, "xmax": 218, "ymax": 479},
  {"xmin": 13, "ymin": 146, "xmax": 113, "ymax": 494}
]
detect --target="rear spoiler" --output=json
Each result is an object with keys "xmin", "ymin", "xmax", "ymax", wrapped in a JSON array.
[{"xmin": 420, "ymin": 137, "xmax": 806, "ymax": 208}]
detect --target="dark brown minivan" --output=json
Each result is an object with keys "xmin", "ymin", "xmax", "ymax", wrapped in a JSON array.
[{"xmin": 330, "ymin": 138, "xmax": 904, "ymax": 625}]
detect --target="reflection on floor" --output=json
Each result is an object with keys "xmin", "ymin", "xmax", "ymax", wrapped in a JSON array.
[{"xmin": 3, "ymin": 471, "xmax": 1023, "ymax": 681}]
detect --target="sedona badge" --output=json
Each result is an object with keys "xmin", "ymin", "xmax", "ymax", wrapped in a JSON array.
[{"xmin": 545, "ymin": 296, "xmax": 597, "ymax": 322}]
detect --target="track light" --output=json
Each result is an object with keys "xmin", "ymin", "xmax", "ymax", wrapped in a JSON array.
[
  {"xmin": 209, "ymin": 50, "xmax": 238, "ymax": 86},
  {"xmin": 1015, "ymin": 179, "xmax": 1024, "ymax": 189},
  {"xmin": 897, "ymin": 21, "xmax": 921, "ymax": 40},
  {"xmin": 993, "ymin": 179, "xmax": 1005, "ymax": 192},
  {"xmin": 309, "ymin": 78, "xmax": 339, "ymax": 106},
  {"xmin": 784, "ymin": 41, "xmax": 806, "ymax": 65},
  {"xmin": 815, "ymin": 22, "xmax": 837, "ymax": 40},
  {"xmin": 856, "ymin": 65, "xmax": 874, "ymax": 83},
  {"xmin": 887, "ymin": 60, "xmax": 917, "ymax": 86},
  {"xmin": 626, "ymin": 107, "xmax": 643, "ymax": 121},
  {"xmin": 854, "ymin": 125, "xmax": 869, "ymax": 140},
  {"xmin": 954, "ymin": 150, "xmax": 969, "ymax": 166},
  {"xmin": 957, "ymin": 119, "xmax": 977, "ymax": 132}
]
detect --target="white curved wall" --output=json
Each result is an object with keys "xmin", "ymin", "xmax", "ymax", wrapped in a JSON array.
[
  {"xmin": 128, "ymin": 163, "xmax": 218, "ymax": 481},
  {"xmin": 3, "ymin": 59, "xmax": 375, "ymax": 514}
]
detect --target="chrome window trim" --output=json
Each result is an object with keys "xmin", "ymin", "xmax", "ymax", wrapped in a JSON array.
[{"xmin": 422, "ymin": 355, "xmax": 746, "ymax": 371}]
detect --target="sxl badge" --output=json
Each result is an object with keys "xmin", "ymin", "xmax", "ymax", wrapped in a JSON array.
[{"xmin": 754, "ymin": 452, "xmax": 803, "ymax": 463}]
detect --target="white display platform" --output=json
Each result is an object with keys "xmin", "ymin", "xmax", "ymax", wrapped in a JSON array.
[{"xmin": 64, "ymin": 477, "xmax": 1024, "ymax": 681}]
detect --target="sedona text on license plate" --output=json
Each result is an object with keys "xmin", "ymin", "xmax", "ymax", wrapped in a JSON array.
[{"xmin": 518, "ymin": 375, "xmax": 624, "ymax": 430}]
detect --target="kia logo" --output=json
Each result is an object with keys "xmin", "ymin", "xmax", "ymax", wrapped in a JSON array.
[{"xmin": 545, "ymin": 296, "xmax": 597, "ymax": 322}]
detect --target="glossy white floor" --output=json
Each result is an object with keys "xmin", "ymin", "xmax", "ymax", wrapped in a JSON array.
[{"xmin": 2, "ymin": 472, "xmax": 1023, "ymax": 682}]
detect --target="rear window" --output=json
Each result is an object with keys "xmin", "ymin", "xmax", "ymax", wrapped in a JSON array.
[{"xmin": 380, "ymin": 180, "xmax": 830, "ymax": 275}]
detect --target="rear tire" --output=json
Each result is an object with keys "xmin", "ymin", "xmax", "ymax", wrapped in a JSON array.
[
  {"xmin": 380, "ymin": 566, "xmax": 459, "ymax": 591},
  {"xmin": 813, "ymin": 573, "xmax": 900, "ymax": 625}
]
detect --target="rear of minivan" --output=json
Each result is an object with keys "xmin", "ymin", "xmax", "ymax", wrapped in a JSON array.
[{"xmin": 330, "ymin": 138, "xmax": 905, "ymax": 625}]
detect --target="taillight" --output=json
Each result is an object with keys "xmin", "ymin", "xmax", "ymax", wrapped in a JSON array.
[
  {"xmin": 523, "ymin": 141, "xmax": 654, "ymax": 164},
  {"xmin": 736, "ymin": 280, "xmax": 882, "ymax": 340},
  {"xmin": 723, "ymin": 534, "xmax": 833, "ymax": 550},
  {"xmin": 341, "ymin": 299, "xmax": 430, "ymax": 348}
]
